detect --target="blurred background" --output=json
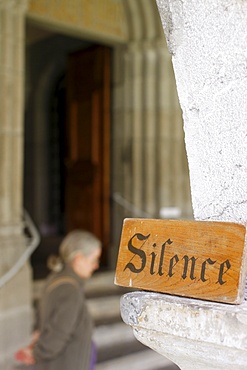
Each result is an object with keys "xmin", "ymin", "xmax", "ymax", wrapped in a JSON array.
[
  {"xmin": 24, "ymin": 0, "xmax": 192, "ymax": 277},
  {"xmin": 1, "ymin": 0, "xmax": 191, "ymax": 368}
]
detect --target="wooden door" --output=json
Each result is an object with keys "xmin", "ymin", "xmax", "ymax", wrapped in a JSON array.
[{"xmin": 65, "ymin": 45, "xmax": 111, "ymax": 264}]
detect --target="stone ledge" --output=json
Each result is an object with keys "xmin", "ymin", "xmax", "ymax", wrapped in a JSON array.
[{"xmin": 120, "ymin": 291, "xmax": 247, "ymax": 369}]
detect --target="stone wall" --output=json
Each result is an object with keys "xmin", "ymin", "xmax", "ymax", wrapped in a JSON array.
[
  {"xmin": 0, "ymin": 0, "xmax": 33, "ymax": 366},
  {"xmin": 156, "ymin": 0, "xmax": 247, "ymax": 223}
]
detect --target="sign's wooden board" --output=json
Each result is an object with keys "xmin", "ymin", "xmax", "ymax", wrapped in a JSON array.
[{"xmin": 115, "ymin": 219, "xmax": 247, "ymax": 304}]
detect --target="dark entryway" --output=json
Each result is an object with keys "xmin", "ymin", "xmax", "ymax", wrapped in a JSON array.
[
  {"xmin": 65, "ymin": 46, "xmax": 111, "ymax": 263},
  {"xmin": 24, "ymin": 24, "xmax": 111, "ymax": 278}
]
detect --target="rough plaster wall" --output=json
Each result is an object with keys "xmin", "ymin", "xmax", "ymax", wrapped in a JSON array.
[{"xmin": 156, "ymin": 0, "xmax": 247, "ymax": 223}]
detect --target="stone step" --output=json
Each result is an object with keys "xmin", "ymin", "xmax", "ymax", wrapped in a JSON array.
[
  {"xmin": 85, "ymin": 270, "xmax": 129, "ymax": 298},
  {"xmin": 10, "ymin": 343, "xmax": 178, "ymax": 370},
  {"xmin": 95, "ymin": 349, "xmax": 179, "ymax": 370},
  {"xmin": 88, "ymin": 294, "xmax": 121, "ymax": 325},
  {"xmin": 93, "ymin": 322, "xmax": 145, "ymax": 362}
]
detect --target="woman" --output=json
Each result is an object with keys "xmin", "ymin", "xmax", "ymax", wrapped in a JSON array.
[{"xmin": 15, "ymin": 230, "xmax": 102, "ymax": 370}]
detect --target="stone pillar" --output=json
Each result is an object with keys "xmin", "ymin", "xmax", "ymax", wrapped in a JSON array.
[
  {"xmin": 111, "ymin": 37, "xmax": 192, "ymax": 264},
  {"xmin": 112, "ymin": 40, "xmax": 191, "ymax": 218},
  {"xmin": 120, "ymin": 1, "xmax": 247, "ymax": 369},
  {"xmin": 0, "ymin": 0, "xmax": 32, "ymax": 367},
  {"xmin": 156, "ymin": 41, "xmax": 191, "ymax": 216},
  {"xmin": 142, "ymin": 44, "xmax": 158, "ymax": 216}
]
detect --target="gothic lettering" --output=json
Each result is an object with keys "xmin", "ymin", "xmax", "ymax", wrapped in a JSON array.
[
  {"xmin": 168, "ymin": 254, "xmax": 179, "ymax": 277},
  {"xmin": 182, "ymin": 256, "xmax": 197, "ymax": 280},
  {"xmin": 150, "ymin": 252, "xmax": 157, "ymax": 275},
  {"xmin": 124, "ymin": 233, "xmax": 150, "ymax": 273},
  {"xmin": 158, "ymin": 239, "xmax": 173, "ymax": 276},
  {"xmin": 217, "ymin": 259, "xmax": 231, "ymax": 285},
  {"xmin": 200, "ymin": 258, "xmax": 216, "ymax": 282},
  {"xmin": 123, "ymin": 233, "xmax": 232, "ymax": 285}
]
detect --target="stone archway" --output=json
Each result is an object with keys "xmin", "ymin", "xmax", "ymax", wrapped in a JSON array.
[{"xmin": 26, "ymin": 0, "xmax": 192, "ymax": 225}]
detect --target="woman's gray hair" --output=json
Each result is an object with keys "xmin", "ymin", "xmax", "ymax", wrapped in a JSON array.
[
  {"xmin": 60, "ymin": 230, "xmax": 101, "ymax": 261},
  {"xmin": 47, "ymin": 230, "xmax": 102, "ymax": 272}
]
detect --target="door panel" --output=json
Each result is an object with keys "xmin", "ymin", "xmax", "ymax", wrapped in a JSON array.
[{"xmin": 65, "ymin": 45, "xmax": 111, "ymax": 264}]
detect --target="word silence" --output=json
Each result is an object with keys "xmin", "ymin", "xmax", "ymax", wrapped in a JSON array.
[{"xmin": 115, "ymin": 219, "xmax": 247, "ymax": 304}]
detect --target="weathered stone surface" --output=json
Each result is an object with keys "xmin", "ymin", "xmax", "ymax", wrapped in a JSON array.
[
  {"xmin": 121, "ymin": 291, "xmax": 247, "ymax": 370},
  {"xmin": 156, "ymin": 0, "xmax": 247, "ymax": 223}
]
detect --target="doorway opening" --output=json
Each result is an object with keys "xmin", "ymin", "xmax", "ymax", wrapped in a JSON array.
[{"xmin": 24, "ymin": 23, "xmax": 112, "ymax": 278}]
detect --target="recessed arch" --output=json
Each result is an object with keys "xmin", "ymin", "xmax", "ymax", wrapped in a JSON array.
[{"xmin": 123, "ymin": 0, "xmax": 164, "ymax": 42}]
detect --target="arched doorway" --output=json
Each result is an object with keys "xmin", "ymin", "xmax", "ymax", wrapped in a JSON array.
[{"xmin": 25, "ymin": 24, "xmax": 111, "ymax": 278}]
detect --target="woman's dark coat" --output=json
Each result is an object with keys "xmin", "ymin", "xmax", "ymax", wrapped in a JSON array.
[{"xmin": 33, "ymin": 265, "xmax": 93, "ymax": 370}]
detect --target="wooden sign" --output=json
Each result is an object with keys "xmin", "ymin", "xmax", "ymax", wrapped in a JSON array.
[{"xmin": 115, "ymin": 219, "xmax": 247, "ymax": 304}]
